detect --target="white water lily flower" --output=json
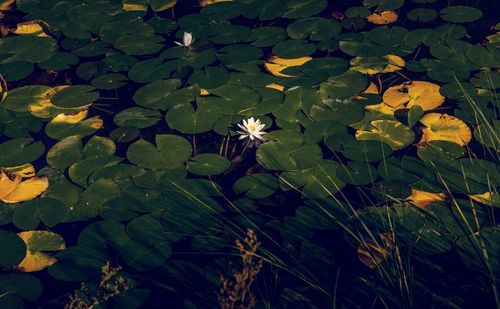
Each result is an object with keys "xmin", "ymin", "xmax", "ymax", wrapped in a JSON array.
[
  {"xmin": 175, "ymin": 32, "xmax": 194, "ymax": 47},
  {"xmin": 237, "ymin": 117, "xmax": 266, "ymax": 141}
]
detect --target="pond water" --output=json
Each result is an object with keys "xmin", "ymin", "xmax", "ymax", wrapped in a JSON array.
[{"xmin": 0, "ymin": 0, "xmax": 499, "ymax": 308}]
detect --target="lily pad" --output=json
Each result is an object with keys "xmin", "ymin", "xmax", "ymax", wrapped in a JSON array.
[
  {"xmin": 187, "ymin": 153, "xmax": 231, "ymax": 176},
  {"xmin": 127, "ymin": 134, "xmax": 192, "ymax": 170}
]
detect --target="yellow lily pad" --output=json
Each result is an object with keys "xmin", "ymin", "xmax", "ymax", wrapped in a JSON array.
[
  {"xmin": 366, "ymin": 11, "xmax": 398, "ymax": 25},
  {"xmin": 351, "ymin": 55, "xmax": 405, "ymax": 75},
  {"xmin": 0, "ymin": 0, "xmax": 15, "ymax": 10},
  {"xmin": 199, "ymin": 0, "xmax": 232, "ymax": 6},
  {"xmin": 383, "ymin": 81, "xmax": 445, "ymax": 111},
  {"xmin": 0, "ymin": 171, "xmax": 48, "ymax": 204},
  {"xmin": 265, "ymin": 83, "xmax": 285, "ymax": 91},
  {"xmin": 3, "ymin": 164, "xmax": 36, "ymax": 178},
  {"xmin": 469, "ymin": 192, "xmax": 500, "ymax": 207},
  {"xmin": 264, "ymin": 56, "xmax": 312, "ymax": 77},
  {"xmin": 51, "ymin": 110, "xmax": 89, "ymax": 124},
  {"xmin": 12, "ymin": 21, "xmax": 52, "ymax": 38},
  {"xmin": 16, "ymin": 231, "xmax": 65, "ymax": 272},
  {"xmin": 419, "ymin": 113, "xmax": 472, "ymax": 146},
  {"xmin": 405, "ymin": 189, "xmax": 446, "ymax": 208}
]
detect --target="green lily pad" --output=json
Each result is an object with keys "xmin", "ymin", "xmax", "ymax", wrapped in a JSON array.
[
  {"xmin": 46, "ymin": 136, "xmax": 83, "ymax": 170},
  {"xmin": 0, "ymin": 36, "xmax": 57, "ymax": 64},
  {"xmin": 0, "ymin": 230, "xmax": 26, "ymax": 267},
  {"xmin": 109, "ymin": 127, "xmax": 140, "ymax": 143},
  {"xmin": 247, "ymin": 26, "xmax": 287, "ymax": 47},
  {"xmin": 12, "ymin": 198, "xmax": 69, "ymax": 230},
  {"xmin": 45, "ymin": 115, "xmax": 103, "ymax": 140},
  {"xmin": 282, "ymin": 0, "xmax": 327, "ymax": 19},
  {"xmin": 0, "ymin": 273, "xmax": 42, "ymax": 307},
  {"xmin": 127, "ymin": 134, "xmax": 192, "ymax": 170},
  {"xmin": 1, "ymin": 85, "xmax": 53, "ymax": 113},
  {"xmin": 363, "ymin": 0, "xmax": 404, "ymax": 11},
  {"xmin": 338, "ymin": 140, "xmax": 393, "ymax": 162},
  {"xmin": 38, "ymin": 52, "xmax": 79, "ymax": 70},
  {"xmin": 50, "ymin": 85, "xmax": 99, "ymax": 109},
  {"xmin": 272, "ymin": 40, "xmax": 317, "ymax": 58},
  {"xmin": 90, "ymin": 73, "xmax": 128, "ymax": 89},
  {"xmin": 337, "ymin": 161, "xmax": 378, "ymax": 185},
  {"xmin": 440, "ymin": 6, "xmax": 483, "ymax": 23},
  {"xmin": 165, "ymin": 100, "xmax": 221, "ymax": 134},
  {"xmin": 233, "ymin": 174, "xmax": 278, "ymax": 199},
  {"xmin": 133, "ymin": 79, "xmax": 197, "ymax": 110},
  {"xmin": 113, "ymin": 107, "xmax": 161, "ymax": 129},
  {"xmin": 256, "ymin": 131, "xmax": 322, "ymax": 171},
  {"xmin": 320, "ymin": 70, "xmax": 369, "ymax": 99},
  {"xmin": 0, "ymin": 62, "xmax": 34, "ymax": 82},
  {"xmin": 187, "ymin": 153, "xmax": 230, "ymax": 176},
  {"xmin": 280, "ymin": 160, "xmax": 345, "ymax": 198},
  {"xmin": 114, "ymin": 34, "xmax": 164, "ymax": 55},
  {"xmin": 407, "ymin": 8, "xmax": 437, "ymax": 23},
  {"xmin": 355, "ymin": 120, "xmax": 415, "ymax": 150},
  {"xmin": 287, "ymin": 17, "xmax": 341, "ymax": 41},
  {"xmin": 0, "ymin": 138, "xmax": 45, "ymax": 166},
  {"xmin": 188, "ymin": 66, "xmax": 229, "ymax": 89}
]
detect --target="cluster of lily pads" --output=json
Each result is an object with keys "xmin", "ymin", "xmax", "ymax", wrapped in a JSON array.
[{"xmin": 0, "ymin": 0, "xmax": 499, "ymax": 308}]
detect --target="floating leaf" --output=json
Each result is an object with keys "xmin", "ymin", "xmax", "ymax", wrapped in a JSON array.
[
  {"xmin": 350, "ymin": 55, "xmax": 405, "ymax": 75},
  {"xmin": 16, "ymin": 230, "xmax": 65, "ymax": 272},
  {"xmin": 363, "ymin": 0, "xmax": 404, "ymax": 11},
  {"xmin": 366, "ymin": 11, "xmax": 398, "ymax": 24},
  {"xmin": 407, "ymin": 8, "xmax": 437, "ymax": 22},
  {"xmin": 127, "ymin": 134, "xmax": 192, "ymax": 170},
  {"xmin": 50, "ymin": 85, "xmax": 98, "ymax": 109},
  {"xmin": 282, "ymin": 0, "xmax": 327, "ymax": 19},
  {"xmin": 419, "ymin": 113, "xmax": 472, "ymax": 146},
  {"xmin": 187, "ymin": 154, "xmax": 230, "ymax": 176},
  {"xmin": 233, "ymin": 174, "xmax": 278, "ymax": 199},
  {"xmin": 405, "ymin": 189, "xmax": 446, "ymax": 208},
  {"xmin": 264, "ymin": 56, "xmax": 312, "ymax": 77},
  {"xmin": 0, "ymin": 171, "xmax": 48, "ymax": 204},
  {"xmin": 114, "ymin": 107, "xmax": 161, "ymax": 129},
  {"xmin": 407, "ymin": 105, "xmax": 424, "ymax": 128},
  {"xmin": 45, "ymin": 110, "xmax": 103, "ymax": 140},
  {"xmin": 383, "ymin": 81, "xmax": 445, "ymax": 111},
  {"xmin": 0, "ymin": 230, "xmax": 26, "ymax": 268},
  {"xmin": 280, "ymin": 160, "xmax": 345, "ymax": 197},
  {"xmin": 0, "ymin": 138, "xmax": 45, "ymax": 166},
  {"xmin": 355, "ymin": 120, "xmax": 415, "ymax": 150},
  {"xmin": 440, "ymin": 6, "xmax": 483, "ymax": 23}
]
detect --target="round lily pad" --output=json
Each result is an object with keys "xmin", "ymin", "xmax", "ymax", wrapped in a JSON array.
[
  {"xmin": 233, "ymin": 174, "xmax": 278, "ymax": 199},
  {"xmin": 187, "ymin": 153, "xmax": 231, "ymax": 176},
  {"xmin": 113, "ymin": 107, "xmax": 161, "ymax": 129},
  {"xmin": 440, "ymin": 6, "xmax": 483, "ymax": 23},
  {"xmin": 272, "ymin": 40, "xmax": 317, "ymax": 58},
  {"xmin": 407, "ymin": 8, "xmax": 437, "ymax": 22},
  {"xmin": 50, "ymin": 85, "xmax": 99, "ymax": 109},
  {"xmin": 127, "ymin": 134, "xmax": 192, "ymax": 170},
  {"xmin": 0, "ymin": 231, "xmax": 26, "ymax": 267},
  {"xmin": 109, "ymin": 127, "xmax": 140, "ymax": 143},
  {"xmin": 90, "ymin": 73, "xmax": 128, "ymax": 89}
]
